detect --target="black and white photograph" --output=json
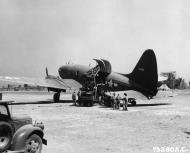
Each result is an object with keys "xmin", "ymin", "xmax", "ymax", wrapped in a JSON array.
[{"xmin": 0, "ymin": 0, "xmax": 190, "ymax": 153}]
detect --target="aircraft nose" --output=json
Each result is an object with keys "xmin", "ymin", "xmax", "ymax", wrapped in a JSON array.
[
  {"xmin": 58, "ymin": 65, "xmax": 70, "ymax": 79},
  {"xmin": 58, "ymin": 66, "xmax": 63, "ymax": 74}
]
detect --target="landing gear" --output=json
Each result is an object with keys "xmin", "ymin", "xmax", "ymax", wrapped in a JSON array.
[
  {"xmin": 131, "ymin": 100, "xmax": 136, "ymax": 106},
  {"xmin": 53, "ymin": 92, "xmax": 60, "ymax": 102}
]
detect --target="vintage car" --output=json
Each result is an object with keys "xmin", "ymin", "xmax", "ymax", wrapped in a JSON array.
[{"xmin": 0, "ymin": 101, "xmax": 47, "ymax": 153}]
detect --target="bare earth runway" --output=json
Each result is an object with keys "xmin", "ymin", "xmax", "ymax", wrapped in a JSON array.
[{"xmin": 2, "ymin": 90, "xmax": 190, "ymax": 153}]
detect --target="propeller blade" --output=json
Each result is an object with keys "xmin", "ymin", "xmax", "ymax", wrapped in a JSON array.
[{"xmin": 46, "ymin": 67, "xmax": 49, "ymax": 76}]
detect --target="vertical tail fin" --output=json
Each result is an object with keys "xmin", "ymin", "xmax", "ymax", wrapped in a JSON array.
[{"xmin": 127, "ymin": 49, "xmax": 158, "ymax": 97}]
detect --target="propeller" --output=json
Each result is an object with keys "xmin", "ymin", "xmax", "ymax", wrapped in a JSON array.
[
  {"xmin": 46, "ymin": 67, "xmax": 50, "ymax": 92},
  {"xmin": 46, "ymin": 67, "xmax": 49, "ymax": 76}
]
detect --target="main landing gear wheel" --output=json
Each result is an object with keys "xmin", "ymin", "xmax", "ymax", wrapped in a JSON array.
[
  {"xmin": 0, "ymin": 122, "xmax": 13, "ymax": 152},
  {"xmin": 53, "ymin": 93, "xmax": 60, "ymax": 102},
  {"xmin": 25, "ymin": 134, "xmax": 43, "ymax": 153},
  {"xmin": 131, "ymin": 100, "xmax": 136, "ymax": 106}
]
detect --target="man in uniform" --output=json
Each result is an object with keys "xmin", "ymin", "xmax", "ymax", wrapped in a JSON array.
[
  {"xmin": 116, "ymin": 94, "xmax": 121, "ymax": 110},
  {"xmin": 123, "ymin": 93, "xmax": 128, "ymax": 111},
  {"xmin": 72, "ymin": 91, "xmax": 77, "ymax": 106},
  {"xmin": 112, "ymin": 92, "xmax": 116, "ymax": 110}
]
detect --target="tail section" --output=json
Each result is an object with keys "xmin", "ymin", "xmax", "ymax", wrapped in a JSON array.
[{"xmin": 127, "ymin": 49, "xmax": 158, "ymax": 97}]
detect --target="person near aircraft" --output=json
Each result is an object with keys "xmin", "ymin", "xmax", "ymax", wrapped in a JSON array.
[
  {"xmin": 112, "ymin": 92, "xmax": 116, "ymax": 110},
  {"xmin": 123, "ymin": 93, "xmax": 128, "ymax": 111},
  {"xmin": 72, "ymin": 91, "xmax": 77, "ymax": 106},
  {"xmin": 99, "ymin": 90, "xmax": 105, "ymax": 105},
  {"xmin": 77, "ymin": 90, "xmax": 81, "ymax": 98},
  {"xmin": 93, "ymin": 86, "xmax": 97, "ymax": 98},
  {"xmin": 116, "ymin": 94, "xmax": 121, "ymax": 110}
]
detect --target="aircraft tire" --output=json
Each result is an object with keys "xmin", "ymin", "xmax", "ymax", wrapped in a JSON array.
[
  {"xmin": 0, "ymin": 122, "xmax": 13, "ymax": 152},
  {"xmin": 53, "ymin": 93, "xmax": 60, "ymax": 102},
  {"xmin": 131, "ymin": 100, "xmax": 136, "ymax": 106}
]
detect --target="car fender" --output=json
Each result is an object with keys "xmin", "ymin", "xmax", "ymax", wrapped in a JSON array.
[{"xmin": 11, "ymin": 124, "xmax": 44, "ymax": 151}]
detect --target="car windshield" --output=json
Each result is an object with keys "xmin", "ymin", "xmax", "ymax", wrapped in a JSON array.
[{"xmin": 0, "ymin": 105, "xmax": 8, "ymax": 116}]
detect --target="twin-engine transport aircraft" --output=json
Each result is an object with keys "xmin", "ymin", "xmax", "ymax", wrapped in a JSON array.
[{"xmin": 0, "ymin": 49, "xmax": 158, "ymax": 102}]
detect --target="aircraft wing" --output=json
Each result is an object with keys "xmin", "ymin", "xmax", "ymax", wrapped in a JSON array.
[{"xmin": 0, "ymin": 76, "xmax": 82, "ymax": 90}]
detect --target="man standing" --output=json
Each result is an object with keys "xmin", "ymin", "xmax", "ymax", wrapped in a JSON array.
[
  {"xmin": 72, "ymin": 91, "xmax": 77, "ymax": 106},
  {"xmin": 116, "ymin": 94, "xmax": 121, "ymax": 110},
  {"xmin": 112, "ymin": 92, "xmax": 116, "ymax": 110},
  {"xmin": 123, "ymin": 93, "xmax": 128, "ymax": 111}
]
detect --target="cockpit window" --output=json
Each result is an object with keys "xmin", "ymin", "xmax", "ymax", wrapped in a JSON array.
[{"xmin": 0, "ymin": 105, "xmax": 8, "ymax": 116}]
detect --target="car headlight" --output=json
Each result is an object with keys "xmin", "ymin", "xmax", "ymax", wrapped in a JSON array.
[{"xmin": 33, "ymin": 121, "xmax": 45, "ymax": 130}]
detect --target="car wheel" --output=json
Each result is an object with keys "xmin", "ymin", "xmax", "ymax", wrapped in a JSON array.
[
  {"xmin": 25, "ymin": 134, "xmax": 42, "ymax": 153},
  {"xmin": 0, "ymin": 122, "xmax": 13, "ymax": 152}
]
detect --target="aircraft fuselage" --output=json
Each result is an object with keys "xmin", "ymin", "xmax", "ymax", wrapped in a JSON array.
[
  {"xmin": 58, "ymin": 64, "xmax": 131, "ymax": 91},
  {"xmin": 58, "ymin": 49, "xmax": 158, "ymax": 98}
]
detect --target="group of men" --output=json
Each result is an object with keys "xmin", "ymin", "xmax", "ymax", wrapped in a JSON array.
[
  {"xmin": 72, "ymin": 90, "xmax": 128, "ymax": 111},
  {"xmin": 111, "ymin": 93, "xmax": 128, "ymax": 111}
]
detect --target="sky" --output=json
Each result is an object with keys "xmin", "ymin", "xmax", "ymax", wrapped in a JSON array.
[{"xmin": 0, "ymin": 0, "xmax": 190, "ymax": 81}]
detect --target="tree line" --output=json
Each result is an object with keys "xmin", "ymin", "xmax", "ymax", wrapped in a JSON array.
[{"xmin": 160, "ymin": 72, "xmax": 188, "ymax": 89}]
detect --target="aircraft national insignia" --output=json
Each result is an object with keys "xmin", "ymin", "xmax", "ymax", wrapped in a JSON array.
[
  {"xmin": 108, "ymin": 79, "xmax": 118, "ymax": 87},
  {"xmin": 108, "ymin": 79, "xmax": 113, "ymax": 87}
]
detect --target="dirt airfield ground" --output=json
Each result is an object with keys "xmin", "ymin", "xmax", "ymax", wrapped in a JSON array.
[{"xmin": 1, "ymin": 90, "xmax": 190, "ymax": 153}]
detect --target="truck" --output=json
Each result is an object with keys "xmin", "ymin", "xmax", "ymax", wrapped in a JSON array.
[
  {"xmin": 0, "ymin": 101, "xmax": 47, "ymax": 153},
  {"xmin": 77, "ymin": 91, "xmax": 95, "ymax": 107}
]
